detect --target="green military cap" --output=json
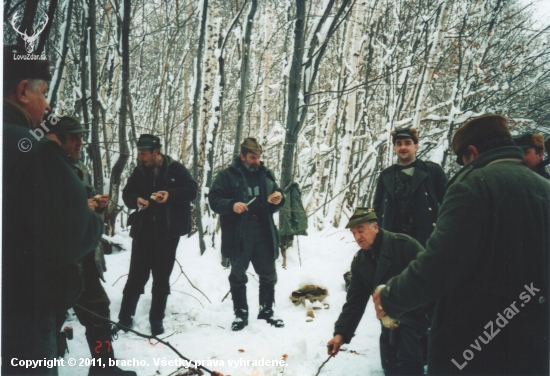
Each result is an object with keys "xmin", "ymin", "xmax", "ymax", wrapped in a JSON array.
[
  {"xmin": 345, "ymin": 207, "xmax": 378, "ymax": 228},
  {"xmin": 240, "ymin": 137, "xmax": 262, "ymax": 155},
  {"xmin": 391, "ymin": 127, "xmax": 419, "ymax": 144},
  {"xmin": 57, "ymin": 116, "xmax": 89, "ymax": 133},
  {"xmin": 136, "ymin": 134, "xmax": 162, "ymax": 149},
  {"xmin": 513, "ymin": 133, "xmax": 545, "ymax": 151}
]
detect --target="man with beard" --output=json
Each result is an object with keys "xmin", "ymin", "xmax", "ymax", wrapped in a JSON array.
[
  {"xmin": 374, "ymin": 115, "xmax": 550, "ymax": 375},
  {"xmin": 209, "ymin": 138, "xmax": 285, "ymax": 331},
  {"xmin": 3, "ymin": 45, "xmax": 103, "ymax": 375},
  {"xmin": 118, "ymin": 134, "xmax": 198, "ymax": 336},
  {"xmin": 57, "ymin": 116, "xmax": 135, "ymax": 375}
]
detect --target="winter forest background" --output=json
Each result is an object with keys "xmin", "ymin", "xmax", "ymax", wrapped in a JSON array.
[{"xmin": 4, "ymin": 0, "xmax": 550, "ymax": 251}]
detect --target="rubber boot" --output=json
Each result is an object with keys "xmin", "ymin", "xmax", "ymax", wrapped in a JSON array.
[
  {"xmin": 230, "ymin": 285, "xmax": 248, "ymax": 331},
  {"xmin": 86, "ymin": 330, "xmax": 137, "ymax": 375},
  {"xmin": 258, "ymin": 284, "xmax": 284, "ymax": 328},
  {"xmin": 117, "ymin": 293, "xmax": 140, "ymax": 332},
  {"xmin": 149, "ymin": 294, "xmax": 168, "ymax": 336}
]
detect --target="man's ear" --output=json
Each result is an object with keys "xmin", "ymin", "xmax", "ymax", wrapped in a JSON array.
[
  {"xmin": 414, "ymin": 143, "xmax": 419, "ymax": 151},
  {"xmin": 15, "ymin": 80, "xmax": 31, "ymax": 105},
  {"xmin": 467, "ymin": 145, "xmax": 481, "ymax": 159}
]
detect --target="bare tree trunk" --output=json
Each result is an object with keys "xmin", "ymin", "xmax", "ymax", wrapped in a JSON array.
[
  {"xmin": 233, "ymin": 0, "xmax": 257, "ymax": 155},
  {"xmin": 280, "ymin": 0, "xmax": 306, "ymax": 191},
  {"xmin": 79, "ymin": 7, "xmax": 90, "ymax": 131},
  {"xmin": 48, "ymin": 0, "xmax": 73, "ymax": 109},
  {"xmin": 105, "ymin": 0, "xmax": 131, "ymax": 235},
  {"xmin": 36, "ymin": 0, "xmax": 58, "ymax": 54},
  {"xmin": 87, "ymin": 0, "xmax": 104, "ymax": 193},
  {"xmin": 259, "ymin": 2, "xmax": 271, "ymax": 142},
  {"xmin": 191, "ymin": 0, "xmax": 209, "ymax": 253},
  {"xmin": 17, "ymin": 0, "xmax": 39, "ymax": 50}
]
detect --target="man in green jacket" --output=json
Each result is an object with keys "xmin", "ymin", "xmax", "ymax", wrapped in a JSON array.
[
  {"xmin": 3, "ymin": 45, "xmax": 103, "ymax": 375},
  {"xmin": 374, "ymin": 114, "xmax": 550, "ymax": 375},
  {"xmin": 373, "ymin": 127, "xmax": 447, "ymax": 247},
  {"xmin": 56, "ymin": 116, "xmax": 135, "ymax": 376},
  {"xmin": 209, "ymin": 138, "xmax": 285, "ymax": 331},
  {"xmin": 328, "ymin": 208, "xmax": 427, "ymax": 375}
]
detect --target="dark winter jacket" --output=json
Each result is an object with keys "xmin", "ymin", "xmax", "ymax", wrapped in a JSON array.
[
  {"xmin": 372, "ymin": 159, "xmax": 447, "ymax": 247},
  {"xmin": 71, "ymin": 159, "xmax": 107, "ymax": 281},
  {"xmin": 2, "ymin": 100, "xmax": 103, "ymax": 372},
  {"xmin": 535, "ymin": 162, "xmax": 550, "ymax": 180},
  {"xmin": 280, "ymin": 181, "xmax": 308, "ymax": 236},
  {"xmin": 380, "ymin": 146, "xmax": 550, "ymax": 375},
  {"xmin": 123, "ymin": 155, "xmax": 198, "ymax": 239},
  {"xmin": 208, "ymin": 157, "xmax": 285, "ymax": 261},
  {"xmin": 334, "ymin": 228, "xmax": 427, "ymax": 343}
]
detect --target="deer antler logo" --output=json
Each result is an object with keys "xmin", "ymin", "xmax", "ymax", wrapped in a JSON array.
[{"xmin": 11, "ymin": 12, "xmax": 49, "ymax": 54}]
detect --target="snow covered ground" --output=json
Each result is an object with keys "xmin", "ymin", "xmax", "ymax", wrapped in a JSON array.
[{"xmin": 60, "ymin": 225, "xmax": 384, "ymax": 376}]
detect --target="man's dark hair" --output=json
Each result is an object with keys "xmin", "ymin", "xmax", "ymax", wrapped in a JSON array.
[{"xmin": 472, "ymin": 136, "xmax": 515, "ymax": 154}]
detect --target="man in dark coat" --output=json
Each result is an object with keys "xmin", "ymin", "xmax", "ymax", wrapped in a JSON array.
[
  {"xmin": 374, "ymin": 114, "xmax": 550, "ymax": 375},
  {"xmin": 118, "ymin": 134, "xmax": 198, "ymax": 336},
  {"xmin": 328, "ymin": 208, "xmax": 427, "ymax": 375},
  {"xmin": 513, "ymin": 133, "xmax": 550, "ymax": 179},
  {"xmin": 56, "ymin": 116, "xmax": 135, "ymax": 376},
  {"xmin": 372, "ymin": 127, "xmax": 447, "ymax": 247},
  {"xmin": 209, "ymin": 138, "xmax": 285, "ymax": 331},
  {"xmin": 2, "ymin": 45, "xmax": 104, "ymax": 375}
]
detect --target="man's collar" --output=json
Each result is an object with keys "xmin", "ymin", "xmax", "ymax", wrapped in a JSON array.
[{"xmin": 397, "ymin": 157, "xmax": 416, "ymax": 167}]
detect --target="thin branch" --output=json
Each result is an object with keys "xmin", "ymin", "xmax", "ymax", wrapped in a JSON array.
[{"xmin": 175, "ymin": 259, "xmax": 212, "ymax": 303}]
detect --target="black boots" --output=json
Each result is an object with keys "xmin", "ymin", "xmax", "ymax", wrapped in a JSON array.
[
  {"xmin": 117, "ymin": 293, "xmax": 140, "ymax": 332},
  {"xmin": 86, "ymin": 330, "xmax": 137, "ymax": 375},
  {"xmin": 258, "ymin": 284, "xmax": 284, "ymax": 328},
  {"xmin": 231, "ymin": 285, "xmax": 249, "ymax": 331},
  {"xmin": 149, "ymin": 294, "xmax": 168, "ymax": 336}
]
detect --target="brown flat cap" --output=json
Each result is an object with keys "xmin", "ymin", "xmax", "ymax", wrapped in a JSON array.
[
  {"xmin": 452, "ymin": 114, "xmax": 511, "ymax": 164},
  {"xmin": 241, "ymin": 137, "xmax": 262, "ymax": 155}
]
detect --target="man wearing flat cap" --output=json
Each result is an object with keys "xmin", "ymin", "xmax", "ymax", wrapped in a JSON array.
[
  {"xmin": 118, "ymin": 134, "xmax": 198, "ymax": 336},
  {"xmin": 373, "ymin": 126, "xmax": 447, "ymax": 248},
  {"xmin": 3, "ymin": 46, "xmax": 104, "ymax": 374},
  {"xmin": 209, "ymin": 137, "xmax": 285, "ymax": 331},
  {"xmin": 327, "ymin": 208, "xmax": 427, "ymax": 375},
  {"xmin": 374, "ymin": 114, "xmax": 550, "ymax": 375},
  {"xmin": 54, "ymin": 117, "xmax": 135, "ymax": 375},
  {"xmin": 513, "ymin": 133, "xmax": 550, "ymax": 179}
]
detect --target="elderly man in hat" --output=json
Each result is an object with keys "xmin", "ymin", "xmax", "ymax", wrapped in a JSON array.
[
  {"xmin": 372, "ymin": 127, "xmax": 447, "ymax": 248},
  {"xmin": 118, "ymin": 134, "xmax": 198, "ymax": 336},
  {"xmin": 327, "ymin": 208, "xmax": 427, "ymax": 375},
  {"xmin": 3, "ymin": 45, "xmax": 103, "ymax": 375},
  {"xmin": 513, "ymin": 133, "xmax": 550, "ymax": 179},
  {"xmin": 374, "ymin": 114, "xmax": 550, "ymax": 375},
  {"xmin": 54, "ymin": 116, "xmax": 136, "ymax": 375},
  {"xmin": 209, "ymin": 137, "xmax": 285, "ymax": 331}
]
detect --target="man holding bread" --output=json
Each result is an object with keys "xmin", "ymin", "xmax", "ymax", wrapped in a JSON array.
[
  {"xmin": 118, "ymin": 134, "xmax": 198, "ymax": 336},
  {"xmin": 209, "ymin": 137, "xmax": 285, "ymax": 331}
]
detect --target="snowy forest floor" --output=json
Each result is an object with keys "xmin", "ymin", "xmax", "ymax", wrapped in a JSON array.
[{"xmin": 60, "ymin": 223, "xmax": 385, "ymax": 376}]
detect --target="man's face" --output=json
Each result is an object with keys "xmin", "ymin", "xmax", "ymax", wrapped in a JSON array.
[
  {"xmin": 21, "ymin": 80, "xmax": 51, "ymax": 128},
  {"xmin": 240, "ymin": 152, "xmax": 261, "ymax": 169},
  {"xmin": 138, "ymin": 148, "xmax": 159, "ymax": 167},
  {"xmin": 523, "ymin": 147, "xmax": 544, "ymax": 170},
  {"xmin": 350, "ymin": 222, "xmax": 379, "ymax": 250},
  {"xmin": 394, "ymin": 137, "xmax": 418, "ymax": 164},
  {"xmin": 62, "ymin": 133, "xmax": 84, "ymax": 160}
]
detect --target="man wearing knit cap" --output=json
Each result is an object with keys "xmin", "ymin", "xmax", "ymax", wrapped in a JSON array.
[
  {"xmin": 328, "ymin": 208, "xmax": 427, "ymax": 375},
  {"xmin": 372, "ymin": 126, "xmax": 447, "ymax": 248},
  {"xmin": 3, "ymin": 45, "xmax": 104, "ymax": 375},
  {"xmin": 373, "ymin": 114, "xmax": 550, "ymax": 375},
  {"xmin": 209, "ymin": 137, "xmax": 286, "ymax": 331},
  {"xmin": 513, "ymin": 133, "xmax": 550, "ymax": 179}
]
